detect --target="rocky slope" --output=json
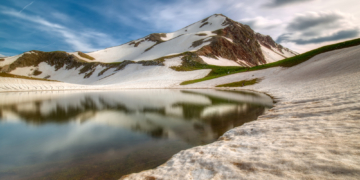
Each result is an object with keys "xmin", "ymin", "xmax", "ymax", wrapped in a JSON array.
[{"xmin": 0, "ymin": 14, "xmax": 297, "ymax": 85}]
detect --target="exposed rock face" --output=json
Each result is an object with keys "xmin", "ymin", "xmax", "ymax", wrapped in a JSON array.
[
  {"xmin": 4, "ymin": 51, "xmax": 86, "ymax": 72},
  {"xmin": 196, "ymin": 16, "xmax": 266, "ymax": 66},
  {"xmin": 1, "ymin": 51, "xmax": 112, "ymax": 79},
  {"xmin": 145, "ymin": 33, "xmax": 167, "ymax": 43}
]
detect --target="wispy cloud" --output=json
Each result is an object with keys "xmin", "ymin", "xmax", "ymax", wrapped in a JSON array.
[
  {"xmin": 141, "ymin": 0, "xmax": 243, "ymax": 31},
  {"xmin": 19, "ymin": 1, "xmax": 34, "ymax": 14},
  {"xmin": 0, "ymin": 53, "xmax": 5, "ymax": 57},
  {"xmin": 1, "ymin": 7, "xmax": 117, "ymax": 52},
  {"xmin": 91, "ymin": 0, "xmax": 244, "ymax": 33}
]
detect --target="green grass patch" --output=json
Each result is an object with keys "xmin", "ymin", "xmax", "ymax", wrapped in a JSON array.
[
  {"xmin": 216, "ymin": 78, "xmax": 261, "ymax": 87},
  {"xmin": 180, "ymin": 65, "xmax": 248, "ymax": 85},
  {"xmin": 196, "ymin": 33, "xmax": 207, "ymax": 36},
  {"xmin": 180, "ymin": 38, "xmax": 360, "ymax": 85},
  {"xmin": 77, "ymin": 51, "xmax": 95, "ymax": 60}
]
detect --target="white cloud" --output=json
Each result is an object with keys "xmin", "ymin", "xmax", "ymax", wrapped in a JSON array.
[
  {"xmin": 0, "ymin": 53, "xmax": 5, "ymax": 57},
  {"xmin": 277, "ymin": 11, "xmax": 360, "ymax": 45},
  {"xmin": 239, "ymin": 16, "xmax": 283, "ymax": 30}
]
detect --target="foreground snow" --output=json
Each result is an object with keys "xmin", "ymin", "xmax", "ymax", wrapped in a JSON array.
[{"xmin": 120, "ymin": 46, "xmax": 360, "ymax": 179}]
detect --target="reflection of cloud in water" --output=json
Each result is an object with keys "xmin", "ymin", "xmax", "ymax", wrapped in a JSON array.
[
  {"xmin": 0, "ymin": 90, "xmax": 272, "ymax": 145},
  {"xmin": 201, "ymin": 104, "xmax": 240, "ymax": 118}
]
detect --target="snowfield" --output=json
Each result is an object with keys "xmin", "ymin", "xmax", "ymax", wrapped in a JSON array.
[
  {"xmin": 200, "ymin": 56, "xmax": 242, "ymax": 67},
  {"xmin": 120, "ymin": 46, "xmax": 360, "ymax": 179}
]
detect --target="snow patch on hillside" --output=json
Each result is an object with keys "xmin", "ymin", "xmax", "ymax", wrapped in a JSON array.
[
  {"xmin": 260, "ymin": 44, "xmax": 286, "ymax": 63},
  {"xmin": 200, "ymin": 56, "xmax": 241, "ymax": 66},
  {"xmin": 90, "ymin": 57, "xmax": 211, "ymax": 88},
  {"xmin": 87, "ymin": 40, "xmax": 156, "ymax": 63},
  {"xmin": 0, "ymin": 54, "xmax": 23, "ymax": 67},
  {"xmin": 0, "ymin": 57, "xmax": 211, "ymax": 90},
  {"xmin": 85, "ymin": 15, "xmax": 228, "ymax": 63},
  {"xmin": 162, "ymin": 15, "xmax": 227, "ymax": 41},
  {"xmin": 223, "ymin": 37, "xmax": 233, "ymax": 43}
]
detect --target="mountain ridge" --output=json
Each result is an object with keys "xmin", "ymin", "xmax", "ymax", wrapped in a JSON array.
[
  {"xmin": 83, "ymin": 14, "xmax": 297, "ymax": 65},
  {"xmin": 0, "ymin": 14, "xmax": 298, "ymax": 85}
]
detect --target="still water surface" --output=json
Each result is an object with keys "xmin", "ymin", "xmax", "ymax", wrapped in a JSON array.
[{"xmin": 0, "ymin": 89, "xmax": 273, "ymax": 180}]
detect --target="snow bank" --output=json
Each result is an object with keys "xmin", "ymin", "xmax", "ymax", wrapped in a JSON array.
[
  {"xmin": 0, "ymin": 57, "xmax": 211, "ymax": 91},
  {"xmin": 121, "ymin": 46, "xmax": 360, "ymax": 179},
  {"xmin": 89, "ymin": 57, "xmax": 211, "ymax": 88}
]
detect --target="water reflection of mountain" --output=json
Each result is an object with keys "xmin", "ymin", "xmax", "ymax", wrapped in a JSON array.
[{"xmin": 0, "ymin": 90, "xmax": 272, "ymax": 145}]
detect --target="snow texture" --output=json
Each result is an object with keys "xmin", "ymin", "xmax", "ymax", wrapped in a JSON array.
[
  {"xmin": 200, "ymin": 56, "xmax": 241, "ymax": 67},
  {"xmin": 86, "ymin": 15, "xmax": 227, "ymax": 63},
  {"xmin": 0, "ymin": 54, "xmax": 23, "ymax": 67},
  {"xmin": 120, "ymin": 45, "xmax": 360, "ymax": 179},
  {"xmin": 0, "ymin": 57, "xmax": 211, "ymax": 90},
  {"xmin": 260, "ymin": 45, "xmax": 286, "ymax": 63}
]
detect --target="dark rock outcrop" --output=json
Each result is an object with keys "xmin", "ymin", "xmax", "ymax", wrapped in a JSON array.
[{"xmin": 195, "ymin": 15, "xmax": 266, "ymax": 66}]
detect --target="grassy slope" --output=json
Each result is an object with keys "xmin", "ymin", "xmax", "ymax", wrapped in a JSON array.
[
  {"xmin": 180, "ymin": 38, "xmax": 360, "ymax": 85},
  {"xmin": 77, "ymin": 51, "xmax": 95, "ymax": 60},
  {"xmin": 216, "ymin": 78, "xmax": 261, "ymax": 87}
]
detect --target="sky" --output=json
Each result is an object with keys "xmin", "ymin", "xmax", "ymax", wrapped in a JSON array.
[{"xmin": 0, "ymin": 0, "xmax": 359, "ymax": 57}]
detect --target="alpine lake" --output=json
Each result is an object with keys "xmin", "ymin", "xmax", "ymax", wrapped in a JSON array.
[{"xmin": 0, "ymin": 89, "xmax": 273, "ymax": 180}]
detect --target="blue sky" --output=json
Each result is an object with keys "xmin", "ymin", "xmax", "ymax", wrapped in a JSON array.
[{"xmin": 0, "ymin": 0, "xmax": 359, "ymax": 57}]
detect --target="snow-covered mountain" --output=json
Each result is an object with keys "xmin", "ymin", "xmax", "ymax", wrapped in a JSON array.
[
  {"xmin": 84, "ymin": 14, "xmax": 297, "ymax": 65},
  {"xmin": 0, "ymin": 14, "xmax": 297, "ymax": 86}
]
